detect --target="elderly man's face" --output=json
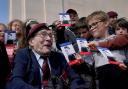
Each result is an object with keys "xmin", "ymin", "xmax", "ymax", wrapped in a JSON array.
[{"xmin": 29, "ymin": 29, "xmax": 53, "ymax": 56}]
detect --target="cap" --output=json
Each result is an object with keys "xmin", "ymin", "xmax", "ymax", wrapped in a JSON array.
[
  {"xmin": 107, "ymin": 11, "xmax": 118, "ymax": 18},
  {"xmin": 66, "ymin": 9, "xmax": 78, "ymax": 15},
  {"xmin": 27, "ymin": 23, "xmax": 49, "ymax": 40}
]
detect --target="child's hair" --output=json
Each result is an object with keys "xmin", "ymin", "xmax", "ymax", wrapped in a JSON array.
[
  {"xmin": 114, "ymin": 17, "xmax": 128, "ymax": 31},
  {"xmin": 73, "ymin": 22, "xmax": 89, "ymax": 31}
]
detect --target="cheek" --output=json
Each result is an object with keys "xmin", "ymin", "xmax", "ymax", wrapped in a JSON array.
[{"xmin": 11, "ymin": 26, "xmax": 16, "ymax": 30}]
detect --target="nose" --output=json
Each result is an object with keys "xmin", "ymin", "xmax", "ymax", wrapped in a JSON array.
[
  {"xmin": 45, "ymin": 35, "xmax": 52, "ymax": 40},
  {"xmin": 118, "ymin": 29, "xmax": 123, "ymax": 33},
  {"xmin": 80, "ymin": 33, "xmax": 84, "ymax": 38}
]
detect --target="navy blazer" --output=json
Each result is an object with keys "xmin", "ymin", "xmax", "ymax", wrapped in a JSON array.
[{"xmin": 6, "ymin": 47, "xmax": 87, "ymax": 89}]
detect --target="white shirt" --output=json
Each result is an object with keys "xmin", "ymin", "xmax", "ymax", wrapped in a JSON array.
[{"xmin": 32, "ymin": 50, "xmax": 51, "ymax": 89}]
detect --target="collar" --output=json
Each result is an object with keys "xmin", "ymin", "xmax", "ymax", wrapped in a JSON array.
[{"xmin": 32, "ymin": 50, "xmax": 41, "ymax": 61}]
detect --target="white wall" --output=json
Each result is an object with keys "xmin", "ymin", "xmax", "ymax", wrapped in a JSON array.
[{"xmin": 9, "ymin": 0, "xmax": 128, "ymax": 24}]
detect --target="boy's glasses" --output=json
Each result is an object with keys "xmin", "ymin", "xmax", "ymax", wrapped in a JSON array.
[{"xmin": 89, "ymin": 20, "xmax": 102, "ymax": 29}]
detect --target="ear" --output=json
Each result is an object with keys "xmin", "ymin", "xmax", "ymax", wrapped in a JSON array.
[
  {"xmin": 104, "ymin": 21, "xmax": 109, "ymax": 27},
  {"xmin": 28, "ymin": 38, "xmax": 34, "ymax": 46}
]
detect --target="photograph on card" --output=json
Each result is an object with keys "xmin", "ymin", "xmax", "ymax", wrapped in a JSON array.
[
  {"xmin": 59, "ymin": 13, "xmax": 71, "ymax": 26},
  {"xmin": 76, "ymin": 38, "xmax": 89, "ymax": 53},
  {"xmin": 97, "ymin": 47, "xmax": 115, "ymax": 61},
  {"xmin": 60, "ymin": 42, "xmax": 76, "ymax": 62},
  {"xmin": 96, "ymin": 47, "xmax": 120, "ymax": 67},
  {"xmin": 4, "ymin": 30, "xmax": 16, "ymax": 44}
]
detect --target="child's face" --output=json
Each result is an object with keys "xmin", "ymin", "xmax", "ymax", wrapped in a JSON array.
[
  {"xmin": 116, "ymin": 27, "xmax": 128, "ymax": 35},
  {"xmin": 75, "ymin": 28, "xmax": 91, "ymax": 39}
]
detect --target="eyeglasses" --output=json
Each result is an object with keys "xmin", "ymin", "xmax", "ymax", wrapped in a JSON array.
[
  {"xmin": 88, "ymin": 20, "xmax": 102, "ymax": 29},
  {"xmin": 36, "ymin": 31, "xmax": 54, "ymax": 38}
]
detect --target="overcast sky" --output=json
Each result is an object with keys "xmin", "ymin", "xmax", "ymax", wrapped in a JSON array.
[{"xmin": 0, "ymin": 0, "xmax": 8, "ymax": 24}]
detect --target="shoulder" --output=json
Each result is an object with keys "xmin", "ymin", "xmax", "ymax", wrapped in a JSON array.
[
  {"xmin": 51, "ymin": 51, "xmax": 65, "ymax": 58},
  {"xmin": 16, "ymin": 47, "xmax": 29, "ymax": 53},
  {"xmin": 15, "ymin": 47, "xmax": 30, "ymax": 59}
]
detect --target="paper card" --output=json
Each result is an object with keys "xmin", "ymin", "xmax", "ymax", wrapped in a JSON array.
[
  {"xmin": 97, "ymin": 47, "xmax": 115, "ymax": 60},
  {"xmin": 94, "ymin": 47, "xmax": 116, "ymax": 67},
  {"xmin": 76, "ymin": 38, "xmax": 89, "ymax": 52},
  {"xmin": 4, "ymin": 30, "xmax": 16, "ymax": 44},
  {"xmin": 59, "ymin": 13, "xmax": 71, "ymax": 26},
  {"xmin": 60, "ymin": 42, "xmax": 76, "ymax": 62}
]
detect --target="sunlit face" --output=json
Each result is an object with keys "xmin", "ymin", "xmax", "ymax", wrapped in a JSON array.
[
  {"xmin": 88, "ymin": 17, "xmax": 108, "ymax": 39},
  {"xmin": 115, "ymin": 27, "xmax": 128, "ymax": 35},
  {"xmin": 11, "ymin": 21, "xmax": 22, "ymax": 33},
  {"xmin": 29, "ymin": 29, "xmax": 53, "ymax": 56}
]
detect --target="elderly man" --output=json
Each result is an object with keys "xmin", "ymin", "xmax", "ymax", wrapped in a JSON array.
[{"xmin": 6, "ymin": 23, "xmax": 87, "ymax": 89}]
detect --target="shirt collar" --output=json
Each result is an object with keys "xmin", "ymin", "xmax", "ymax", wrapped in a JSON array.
[{"xmin": 32, "ymin": 50, "xmax": 41, "ymax": 61}]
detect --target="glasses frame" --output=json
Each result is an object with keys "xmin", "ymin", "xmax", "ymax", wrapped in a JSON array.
[
  {"xmin": 89, "ymin": 20, "xmax": 102, "ymax": 30},
  {"xmin": 36, "ymin": 31, "xmax": 54, "ymax": 38}
]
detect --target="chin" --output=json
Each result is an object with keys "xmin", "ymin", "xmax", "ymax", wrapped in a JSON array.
[
  {"xmin": 93, "ymin": 33, "xmax": 101, "ymax": 38},
  {"xmin": 43, "ymin": 49, "xmax": 51, "ymax": 55},
  {"xmin": 43, "ymin": 52, "xmax": 51, "ymax": 57}
]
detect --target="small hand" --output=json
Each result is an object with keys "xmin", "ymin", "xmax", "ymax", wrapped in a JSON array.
[
  {"xmin": 118, "ymin": 63, "xmax": 127, "ymax": 70},
  {"xmin": 53, "ymin": 20, "xmax": 62, "ymax": 28},
  {"xmin": 88, "ymin": 41, "xmax": 99, "ymax": 51}
]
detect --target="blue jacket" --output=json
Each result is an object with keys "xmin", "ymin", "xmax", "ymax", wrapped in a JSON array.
[{"xmin": 6, "ymin": 47, "xmax": 87, "ymax": 89}]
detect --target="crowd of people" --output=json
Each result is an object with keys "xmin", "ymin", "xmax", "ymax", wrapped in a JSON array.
[{"xmin": 0, "ymin": 9, "xmax": 128, "ymax": 89}]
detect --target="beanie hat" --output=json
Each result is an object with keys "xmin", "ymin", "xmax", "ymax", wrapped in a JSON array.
[
  {"xmin": 27, "ymin": 23, "xmax": 49, "ymax": 41},
  {"xmin": 107, "ymin": 11, "xmax": 118, "ymax": 18}
]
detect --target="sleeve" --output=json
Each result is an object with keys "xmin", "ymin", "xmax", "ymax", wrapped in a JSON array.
[
  {"xmin": 98, "ymin": 34, "xmax": 128, "ymax": 49},
  {"xmin": 6, "ymin": 49, "xmax": 38, "ymax": 89}
]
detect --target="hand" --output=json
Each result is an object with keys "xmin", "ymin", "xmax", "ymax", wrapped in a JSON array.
[
  {"xmin": 52, "ymin": 20, "xmax": 62, "ymax": 28},
  {"xmin": 74, "ymin": 53, "xmax": 84, "ymax": 64},
  {"xmin": 118, "ymin": 63, "xmax": 127, "ymax": 70},
  {"xmin": 13, "ymin": 45, "xmax": 18, "ymax": 55},
  {"xmin": 88, "ymin": 41, "xmax": 99, "ymax": 51},
  {"xmin": 74, "ymin": 53, "xmax": 82, "ymax": 59}
]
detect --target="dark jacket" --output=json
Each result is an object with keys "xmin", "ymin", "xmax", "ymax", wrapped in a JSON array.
[
  {"xmin": 6, "ymin": 47, "xmax": 87, "ymax": 89},
  {"xmin": 0, "ymin": 41, "xmax": 11, "ymax": 89}
]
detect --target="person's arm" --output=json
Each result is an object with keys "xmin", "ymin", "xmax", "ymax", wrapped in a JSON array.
[
  {"xmin": 88, "ymin": 34, "xmax": 128, "ymax": 50},
  {"xmin": 98, "ymin": 34, "xmax": 128, "ymax": 49}
]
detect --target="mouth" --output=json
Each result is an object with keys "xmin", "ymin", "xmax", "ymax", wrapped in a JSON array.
[
  {"xmin": 90, "ymin": 29, "xmax": 96, "ymax": 34},
  {"xmin": 44, "ymin": 43, "xmax": 52, "ymax": 48},
  {"xmin": 119, "ymin": 34, "xmax": 123, "ymax": 35}
]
